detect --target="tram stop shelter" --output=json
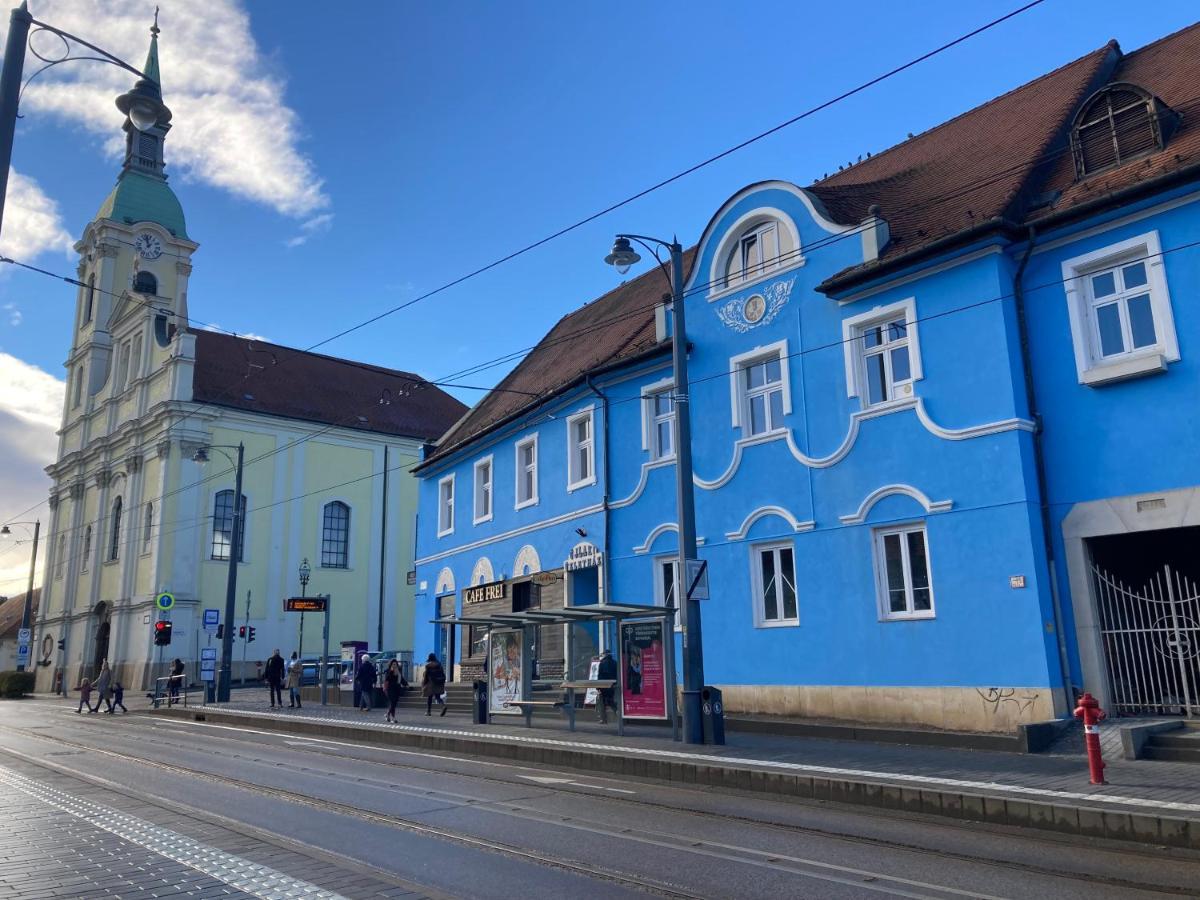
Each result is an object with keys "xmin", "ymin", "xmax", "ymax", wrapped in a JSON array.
[{"xmin": 431, "ymin": 602, "xmax": 679, "ymax": 739}]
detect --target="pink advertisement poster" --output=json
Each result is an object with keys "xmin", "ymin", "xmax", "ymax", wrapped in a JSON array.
[{"xmin": 621, "ymin": 620, "xmax": 667, "ymax": 719}]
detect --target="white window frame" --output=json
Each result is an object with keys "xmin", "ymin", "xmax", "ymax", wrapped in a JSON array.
[
  {"xmin": 1061, "ymin": 230, "xmax": 1179, "ymax": 386},
  {"xmin": 708, "ymin": 208, "xmax": 804, "ymax": 300},
  {"xmin": 437, "ymin": 474, "xmax": 455, "ymax": 537},
  {"xmin": 566, "ymin": 408, "xmax": 596, "ymax": 491},
  {"xmin": 841, "ymin": 297, "xmax": 923, "ymax": 408},
  {"xmin": 729, "ymin": 340, "xmax": 792, "ymax": 435},
  {"xmin": 873, "ymin": 522, "xmax": 936, "ymax": 621},
  {"xmin": 641, "ymin": 377, "xmax": 676, "ymax": 461},
  {"xmin": 473, "ymin": 455, "xmax": 493, "ymax": 524},
  {"xmin": 749, "ymin": 540, "xmax": 799, "ymax": 628},
  {"xmin": 653, "ymin": 554, "xmax": 683, "ymax": 632},
  {"xmin": 514, "ymin": 434, "xmax": 539, "ymax": 510}
]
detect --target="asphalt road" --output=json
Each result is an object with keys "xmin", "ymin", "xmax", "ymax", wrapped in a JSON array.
[{"xmin": 1, "ymin": 699, "xmax": 1197, "ymax": 899}]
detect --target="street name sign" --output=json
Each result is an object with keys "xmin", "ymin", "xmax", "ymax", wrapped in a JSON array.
[
  {"xmin": 202, "ymin": 608, "xmax": 219, "ymax": 632},
  {"xmin": 285, "ymin": 596, "xmax": 327, "ymax": 613}
]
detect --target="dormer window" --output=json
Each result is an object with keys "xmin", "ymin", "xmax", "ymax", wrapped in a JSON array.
[
  {"xmin": 717, "ymin": 213, "xmax": 800, "ymax": 292},
  {"xmin": 133, "ymin": 271, "xmax": 157, "ymax": 295},
  {"xmin": 1071, "ymin": 84, "xmax": 1177, "ymax": 179}
]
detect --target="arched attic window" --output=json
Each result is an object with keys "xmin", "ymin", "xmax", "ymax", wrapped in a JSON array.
[
  {"xmin": 723, "ymin": 216, "xmax": 799, "ymax": 289},
  {"xmin": 133, "ymin": 270, "xmax": 157, "ymax": 295},
  {"xmin": 1071, "ymin": 83, "xmax": 1178, "ymax": 179}
]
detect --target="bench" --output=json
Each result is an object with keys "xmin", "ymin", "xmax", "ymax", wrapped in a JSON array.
[
  {"xmin": 503, "ymin": 698, "xmax": 567, "ymax": 728},
  {"xmin": 557, "ymin": 680, "xmax": 620, "ymax": 732}
]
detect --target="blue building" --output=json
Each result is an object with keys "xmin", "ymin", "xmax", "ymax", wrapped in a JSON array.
[{"xmin": 413, "ymin": 24, "xmax": 1200, "ymax": 732}]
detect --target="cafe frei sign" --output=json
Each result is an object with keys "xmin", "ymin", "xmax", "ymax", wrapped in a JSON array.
[{"xmin": 463, "ymin": 579, "xmax": 507, "ymax": 605}]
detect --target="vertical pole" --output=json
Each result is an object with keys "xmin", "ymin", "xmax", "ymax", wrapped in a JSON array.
[
  {"xmin": 0, "ymin": 3, "xmax": 32, "ymax": 245},
  {"xmin": 377, "ymin": 445, "xmax": 388, "ymax": 650},
  {"xmin": 663, "ymin": 612, "xmax": 680, "ymax": 742},
  {"xmin": 217, "ymin": 443, "xmax": 244, "ymax": 702},
  {"xmin": 241, "ymin": 589, "xmax": 250, "ymax": 684},
  {"xmin": 16, "ymin": 519, "xmax": 38, "ymax": 672},
  {"xmin": 298, "ymin": 573, "xmax": 306, "ymax": 660},
  {"xmin": 669, "ymin": 241, "xmax": 705, "ymax": 744},
  {"xmin": 321, "ymin": 594, "xmax": 330, "ymax": 706}
]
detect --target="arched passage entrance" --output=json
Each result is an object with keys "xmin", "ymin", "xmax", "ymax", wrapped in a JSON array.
[{"xmin": 91, "ymin": 601, "xmax": 111, "ymax": 679}]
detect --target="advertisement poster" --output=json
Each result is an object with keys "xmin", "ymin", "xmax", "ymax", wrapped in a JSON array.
[
  {"xmin": 488, "ymin": 629, "xmax": 523, "ymax": 714},
  {"xmin": 620, "ymin": 620, "xmax": 668, "ymax": 719},
  {"xmin": 583, "ymin": 658, "xmax": 601, "ymax": 707}
]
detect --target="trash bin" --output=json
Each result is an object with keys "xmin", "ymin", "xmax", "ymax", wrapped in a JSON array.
[
  {"xmin": 700, "ymin": 686, "xmax": 725, "ymax": 745},
  {"xmin": 472, "ymin": 679, "xmax": 489, "ymax": 724}
]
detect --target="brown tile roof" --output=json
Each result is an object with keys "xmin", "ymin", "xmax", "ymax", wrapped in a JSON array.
[
  {"xmin": 191, "ymin": 330, "xmax": 468, "ymax": 442},
  {"xmin": 811, "ymin": 41, "xmax": 1119, "ymax": 290},
  {"xmin": 0, "ymin": 589, "xmax": 39, "ymax": 641},
  {"xmin": 1030, "ymin": 22, "xmax": 1200, "ymax": 223},
  {"xmin": 423, "ymin": 251, "xmax": 691, "ymax": 466}
]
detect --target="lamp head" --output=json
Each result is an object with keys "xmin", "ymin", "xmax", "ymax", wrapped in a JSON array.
[
  {"xmin": 299, "ymin": 557, "xmax": 311, "ymax": 582},
  {"xmin": 0, "ymin": 525, "xmax": 9, "ymax": 536},
  {"xmin": 604, "ymin": 237, "xmax": 640, "ymax": 275}
]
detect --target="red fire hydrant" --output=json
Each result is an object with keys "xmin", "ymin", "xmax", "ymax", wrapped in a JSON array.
[{"xmin": 1074, "ymin": 692, "xmax": 1107, "ymax": 785}]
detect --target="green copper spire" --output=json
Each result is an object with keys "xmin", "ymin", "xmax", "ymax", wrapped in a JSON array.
[{"xmin": 142, "ymin": 8, "xmax": 161, "ymax": 90}]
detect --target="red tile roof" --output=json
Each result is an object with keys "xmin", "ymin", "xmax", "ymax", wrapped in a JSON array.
[
  {"xmin": 191, "ymin": 330, "xmax": 468, "ymax": 442},
  {"xmin": 0, "ymin": 590, "xmax": 39, "ymax": 641}
]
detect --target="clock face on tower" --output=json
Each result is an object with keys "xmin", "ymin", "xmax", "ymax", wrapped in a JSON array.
[{"xmin": 134, "ymin": 231, "xmax": 163, "ymax": 260}]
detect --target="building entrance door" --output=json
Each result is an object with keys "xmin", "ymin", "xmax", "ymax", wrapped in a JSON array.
[
  {"xmin": 1090, "ymin": 526, "xmax": 1200, "ymax": 716},
  {"xmin": 437, "ymin": 594, "xmax": 455, "ymax": 681}
]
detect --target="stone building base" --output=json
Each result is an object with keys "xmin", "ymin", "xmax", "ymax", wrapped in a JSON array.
[{"xmin": 716, "ymin": 684, "xmax": 1062, "ymax": 734}]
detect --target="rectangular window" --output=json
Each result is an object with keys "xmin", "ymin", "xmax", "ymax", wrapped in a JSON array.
[
  {"xmin": 1087, "ymin": 260, "xmax": 1158, "ymax": 358},
  {"xmin": 736, "ymin": 222, "xmax": 779, "ymax": 284},
  {"xmin": 473, "ymin": 457, "xmax": 493, "ymax": 524},
  {"xmin": 210, "ymin": 491, "xmax": 246, "ymax": 562},
  {"xmin": 468, "ymin": 624, "xmax": 488, "ymax": 658},
  {"xmin": 512, "ymin": 581, "xmax": 541, "ymax": 612},
  {"xmin": 858, "ymin": 316, "xmax": 912, "ymax": 406},
  {"xmin": 874, "ymin": 523, "xmax": 934, "ymax": 620},
  {"xmin": 739, "ymin": 355, "xmax": 785, "ymax": 436},
  {"xmin": 515, "ymin": 436, "xmax": 538, "ymax": 508},
  {"xmin": 752, "ymin": 542, "xmax": 798, "ymax": 626},
  {"xmin": 649, "ymin": 389, "xmax": 675, "ymax": 460},
  {"xmin": 654, "ymin": 556, "xmax": 682, "ymax": 631},
  {"xmin": 320, "ymin": 502, "xmax": 350, "ymax": 568},
  {"xmin": 437, "ymin": 475, "xmax": 455, "ymax": 537},
  {"xmin": 567, "ymin": 410, "xmax": 595, "ymax": 489}
]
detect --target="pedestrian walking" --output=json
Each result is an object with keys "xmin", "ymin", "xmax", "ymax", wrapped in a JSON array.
[
  {"xmin": 76, "ymin": 678, "xmax": 94, "ymax": 714},
  {"xmin": 112, "ymin": 681, "xmax": 128, "ymax": 714},
  {"xmin": 265, "ymin": 649, "xmax": 286, "ymax": 708},
  {"xmin": 596, "ymin": 649, "xmax": 618, "ymax": 724},
  {"xmin": 356, "ymin": 654, "xmax": 377, "ymax": 712},
  {"xmin": 168, "ymin": 658, "xmax": 185, "ymax": 705},
  {"xmin": 286, "ymin": 652, "xmax": 303, "ymax": 708},
  {"xmin": 383, "ymin": 660, "xmax": 406, "ymax": 723},
  {"xmin": 422, "ymin": 653, "xmax": 447, "ymax": 717},
  {"xmin": 95, "ymin": 660, "xmax": 114, "ymax": 714}
]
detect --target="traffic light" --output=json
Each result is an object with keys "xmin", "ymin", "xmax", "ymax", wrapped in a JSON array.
[
  {"xmin": 247, "ymin": 626, "xmax": 256, "ymax": 644},
  {"xmin": 216, "ymin": 624, "xmax": 225, "ymax": 639},
  {"xmin": 153, "ymin": 621, "xmax": 173, "ymax": 646},
  {"xmin": 57, "ymin": 639, "xmax": 65, "ymax": 651},
  {"xmin": 238, "ymin": 626, "xmax": 246, "ymax": 639}
]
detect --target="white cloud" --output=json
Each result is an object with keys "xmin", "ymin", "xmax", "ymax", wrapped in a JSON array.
[
  {"xmin": 0, "ymin": 353, "xmax": 64, "ymax": 591},
  {"xmin": 285, "ymin": 212, "xmax": 334, "ymax": 248},
  {"xmin": 0, "ymin": 170, "xmax": 74, "ymax": 261},
  {"xmin": 201, "ymin": 322, "xmax": 270, "ymax": 343},
  {"xmin": 3, "ymin": 304, "xmax": 22, "ymax": 327},
  {"xmin": 2, "ymin": 1, "xmax": 329, "ymax": 219}
]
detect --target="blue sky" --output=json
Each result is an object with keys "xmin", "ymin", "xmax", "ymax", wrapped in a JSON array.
[{"xmin": 0, "ymin": 0, "xmax": 1197, "ymax": 583}]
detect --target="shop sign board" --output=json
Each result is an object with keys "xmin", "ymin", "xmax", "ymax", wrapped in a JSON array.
[
  {"xmin": 620, "ymin": 620, "xmax": 668, "ymax": 720},
  {"xmin": 488, "ymin": 629, "xmax": 524, "ymax": 714},
  {"xmin": 463, "ymin": 579, "xmax": 506, "ymax": 605},
  {"xmin": 530, "ymin": 571, "xmax": 559, "ymax": 587},
  {"xmin": 565, "ymin": 541, "xmax": 602, "ymax": 571}
]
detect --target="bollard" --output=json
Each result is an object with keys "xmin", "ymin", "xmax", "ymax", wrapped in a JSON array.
[{"xmin": 1073, "ymin": 692, "xmax": 1107, "ymax": 785}]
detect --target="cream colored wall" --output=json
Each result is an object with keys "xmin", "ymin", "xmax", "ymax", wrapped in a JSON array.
[
  {"xmin": 389, "ymin": 465, "xmax": 419, "ymax": 652},
  {"xmin": 134, "ymin": 455, "xmax": 162, "ymax": 598}
]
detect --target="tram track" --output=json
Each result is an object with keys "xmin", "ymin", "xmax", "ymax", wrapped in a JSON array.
[{"xmin": 3, "ymin": 717, "xmax": 1196, "ymax": 898}]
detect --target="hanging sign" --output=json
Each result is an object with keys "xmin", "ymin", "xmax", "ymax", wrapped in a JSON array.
[
  {"xmin": 463, "ymin": 579, "xmax": 506, "ymax": 605},
  {"xmin": 488, "ymin": 629, "xmax": 524, "ymax": 714},
  {"xmin": 565, "ymin": 542, "xmax": 602, "ymax": 571},
  {"xmin": 620, "ymin": 620, "xmax": 668, "ymax": 720},
  {"xmin": 530, "ymin": 571, "xmax": 559, "ymax": 587}
]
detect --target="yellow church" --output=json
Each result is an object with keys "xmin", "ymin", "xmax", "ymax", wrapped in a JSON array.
[{"xmin": 33, "ymin": 29, "xmax": 465, "ymax": 694}]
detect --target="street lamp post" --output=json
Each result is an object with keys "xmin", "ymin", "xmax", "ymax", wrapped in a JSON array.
[
  {"xmin": 193, "ymin": 443, "xmax": 245, "ymax": 703},
  {"xmin": 297, "ymin": 557, "xmax": 311, "ymax": 659},
  {"xmin": 0, "ymin": 2, "xmax": 161, "ymax": 244},
  {"xmin": 1, "ymin": 519, "xmax": 40, "ymax": 673},
  {"xmin": 605, "ymin": 234, "xmax": 707, "ymax": 745}
]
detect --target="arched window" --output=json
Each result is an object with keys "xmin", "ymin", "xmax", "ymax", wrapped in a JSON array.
[
  {"xmin": 1071, "ymin": 84, "xmax": 1177, "ymax": 178},
  {"xmin": 723, "ymin": 217, "xmax": 799, "ymax": 289},
  {"xmin": 142, "ymin": 502, "xmax": 154, "ymax": 553},
  {"xmin": 211, "ymin": 489, "xmax": 246, "ymax": 561},
  {"xmin": 321, "ymin": 501, "xmax": 350, "ymax": 569},
  {"xmin": 133, "ymin": 270, "xmax": 157, "ymax": 295},
  {"xmin": 81, "ymin": 525, "xmax": 92, "ymax": 572},
  {"xmin": 109, "ymin": 497, "xmax": 123, "ymax": 561},
  {"xmin": 55, "ymin": 534, "xmax": 66, "ymax": 579},
  {"xmin": 83, "ymin": 274, "xmax": 95, "ymax": 323}
]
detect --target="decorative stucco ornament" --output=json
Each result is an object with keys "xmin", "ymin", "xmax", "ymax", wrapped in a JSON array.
[{"xmin": 716, "ymin": 277, "xmax": 796, "ymax": 332}]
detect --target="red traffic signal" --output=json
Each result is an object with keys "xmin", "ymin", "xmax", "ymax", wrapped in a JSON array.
[
  {"xmin": 238, "ymin": 625, "xmax": 246, "ymax": 638},
  {"xmin": 153, "ymin": 620, "xmax": 173, "ymax": 646}
]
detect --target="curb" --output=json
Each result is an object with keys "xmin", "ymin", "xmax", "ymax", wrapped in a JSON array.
[{"xmin": 151, "ymin": 707, "xmax": 1200, "ymax": 852}]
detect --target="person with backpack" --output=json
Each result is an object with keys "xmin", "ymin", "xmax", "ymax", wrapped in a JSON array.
[{"xmin": 422, "ymin": 653, "xmax": 447, "ymax": 717}]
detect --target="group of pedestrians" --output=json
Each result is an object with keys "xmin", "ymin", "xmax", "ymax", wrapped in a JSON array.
[
  {"xmin": 264, "ymin": 649, "xmax": 304, "ymax": 709},
  {"xmin": 75, "ymin": 660, "xmax": 127, "ymax": 714}
]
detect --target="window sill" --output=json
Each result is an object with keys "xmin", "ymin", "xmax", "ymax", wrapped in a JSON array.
[
  {"xmin": 567, "ymin": 477, "xmax": 597, "ymax": 493},
  {"xmin": 515, "ymin": 499, "xmax": 539, "ymax": 512},
  {"xmin": 473, "ymin": 514, "xmax": 493, "ymax": 526},
  {"xmin": 1080, "ymin": 351, "xmax": 1167, "ymax": 386},
  {"xmin": 860, "ymin": 392, "xmax": 916, "ymax": 415},
  {"xmin": 319, "ymin": 565, "xmax": 353, "ymax": 572},
  {"xmin": 436, "ymin": 530, "xmax": 454, "ymax": 539},
  {"xmin": 755, "ymin": 619, "xmax": 800, "ymax": 629},
  {"xmin": 881, "ymin": 612, "xmax": 936, "ymax": 622},
  {"xmin": 103, "ymin": 559, "xmax": 120, "ymax": 567}
]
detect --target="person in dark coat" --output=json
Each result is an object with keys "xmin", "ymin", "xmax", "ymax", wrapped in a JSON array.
[
  {"xmin": 264, "ymin": 649, "xmax": 286, "ymax": 708},
  {"xmin": 168, "ymin": 658, "xmax": 185, "ymax": 706},
  {"xmin": 356, "ymin": 654, "xmax": 377, "ymax": 712},
  {"xmin": 596, "ymin": 649, "xmax": 618, "ymax": 724},
  {"xmin": 383, "ymin": 660, "xmax": 407, "ymax": 723},
  {"xmin": 422, "ymin": 653, "xmax": 447, "ymax": 717}
]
